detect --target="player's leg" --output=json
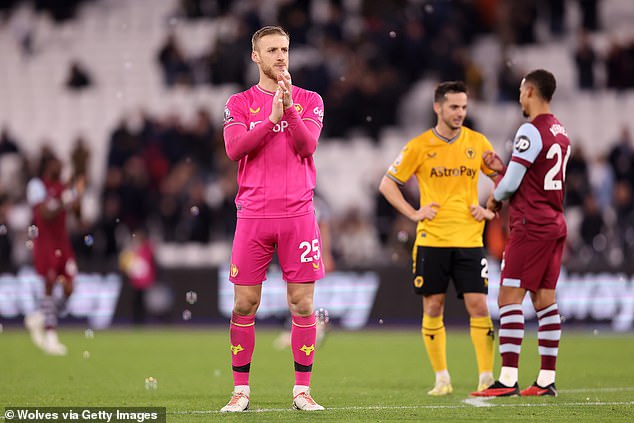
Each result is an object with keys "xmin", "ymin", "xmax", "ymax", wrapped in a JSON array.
[
  {"xmin": 414, "ymin": 246, "xmax": 452, "ymax": 395},
  {"xmin": 520, "ymin": 288, "xmax": 559, "ymax": 396},
  {"xmin": 473, "ymin": 235, "xmax": 551, "ymax": 397},
  {"xmin": 41, "ymin": 257, "xmax": 77, "ymax": 355},
  {"xmin": 521, "ymin": 237, "xmax": 564, "ymax": 396},
  {"xmin": 25, "ymin": 255, "xmax": 51, "ymax": 350},
  {"xmin": 455, "ymin": 248, "xmax": 495, "ymax": 391},
  {"xmin": 287, "ymin": 283, "xmax": 323, "ymax": 411},
  {"xmin": 277, "ymin": 213, "xmax": 325, "ymax": 411},
  {"xmin": 464, "ymin": 294, "xmax": 495, "ymax": 390},
  {"xmin": 421, "ymin": 294, "xmax": 452, "ymax": 395},
  {"xmin": 58, "ymin": 260, "xmax": 76, "ymax": 317},
  {"xmin": 221, "ymin": 219, "xmax": 273, "ymax": 413},
  {"xmin": 40, "ymin": 275, "xmax": 68, "ymax": 356},
  {"xmin": 471, "ymin": 285, "xmax": 526, "ymax": 397}
]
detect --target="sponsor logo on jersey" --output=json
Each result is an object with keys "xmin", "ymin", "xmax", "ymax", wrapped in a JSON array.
[
  {"xmin": 312, "ymin": 262, "xmax": 320, "ymax": 270},
  {"xmin": 430, "ymin": 166, "xmax": 477, "ymax": 178},
  {"xmin": 249, "ymin": 120, "xmax": 288, "ymax": 132},
  {"xmin": 294, "ymin": 103, "xmax": 303, "ymax": 113},
  {"xmin": 313, "ymin": 106, "xmax": 324, "ymax": 122},
  {"xmin": 230, "ymin": 344, "xmax": 244, "ymax": 355},
  {"xmin": 249, "ymin": 106, "xmax": 261, "ymax": 114},
  {"xmin": 230, "ymin": 264, "xmax": 239, "ymax": 278},
  {"xmin": 224, "ymin": 106, "xmax": 233, "ymax": 124},
  {"xmin": 300, "ymin": 344, "xmax": 315, "ymax": 356},
  {"xmin": 514, "ymin": 135, "xmax": 530, "ymax": 152},
  {"xmin": 465, "ymin": 147, "xmax": 476, "ymax": 159}
]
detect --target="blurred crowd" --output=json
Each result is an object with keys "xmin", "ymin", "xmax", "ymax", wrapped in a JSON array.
[{"xmin": 1, "ymin": 0, "xmax": 634, "ymax": 273}]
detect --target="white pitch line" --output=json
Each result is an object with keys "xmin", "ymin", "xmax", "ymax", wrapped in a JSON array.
[
  {"xmin": 560, "ymin": 386, "xmax": 634, "ymax": 393},
  {"xmin": 168, "ymin": 400, "xmax": 634, "ymax": 414},
  {"xmin": 462, "ymin": 397, "xmax": 495, "ymax": 407}
]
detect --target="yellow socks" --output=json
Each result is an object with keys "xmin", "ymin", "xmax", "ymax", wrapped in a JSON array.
[
  {"xmin": 470, "ymin": 316, "xmax": 495, "ymax": 375},
  {"xmin": 422, "ymin": 314, "xmax": 447, "ymax": 373}
]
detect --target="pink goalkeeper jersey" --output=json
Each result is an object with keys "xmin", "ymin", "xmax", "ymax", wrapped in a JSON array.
[{"xmin": 223, "ymin": 84, "xmax": 324, "ymax": 218}]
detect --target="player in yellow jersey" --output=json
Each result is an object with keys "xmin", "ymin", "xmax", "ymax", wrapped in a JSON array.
[{"xmin": 379, "ymin": 81, "xmax": 500, "ymax": 395}]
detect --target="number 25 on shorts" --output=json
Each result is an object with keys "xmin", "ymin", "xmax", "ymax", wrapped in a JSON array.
[{"xmin": 299, "ymin": 239, "xmax": 321, "ymax": 263}]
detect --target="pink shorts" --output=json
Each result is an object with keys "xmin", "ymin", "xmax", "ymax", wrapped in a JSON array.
[
  {"xmin": 500, "ymin": 231, "xmax": 566, "ymax": 292},
  {"xmin": 229, "ymin": 212, "xmax": 325, "ymax": 285}
]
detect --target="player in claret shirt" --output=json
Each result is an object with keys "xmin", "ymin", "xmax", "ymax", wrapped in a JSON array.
[
  {"xmin": 25, "ymin": 153, "xmax": 84, "ymax": 356},
  {"xmin": 220, "ymin": 26, "xmax": 325, "ymax": 412},
  {"xmin": 473, "ymin": 69, "xmax": 570, "ymax": 398}
]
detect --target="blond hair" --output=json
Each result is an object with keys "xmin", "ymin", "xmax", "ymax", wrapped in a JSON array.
[{"xmin": 251, "ymin": 26, "xmax": 290, "ymax": 51}]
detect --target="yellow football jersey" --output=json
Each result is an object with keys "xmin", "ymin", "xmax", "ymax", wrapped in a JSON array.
[{"xmin": 387, "ymin": 127, "xmax": 496, "ymax": 247}]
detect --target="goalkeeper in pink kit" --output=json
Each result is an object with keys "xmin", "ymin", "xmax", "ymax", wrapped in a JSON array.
[{"xmin": 220, "ymin": 26, "xmax": 326, "ymax": 412}]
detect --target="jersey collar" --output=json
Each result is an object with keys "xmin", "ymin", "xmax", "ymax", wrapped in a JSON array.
[{"xmin": 432, "ymin": 127, "xmax": 462, "ymax": 144}]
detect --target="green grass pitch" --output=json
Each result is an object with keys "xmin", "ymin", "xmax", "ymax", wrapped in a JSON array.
[{"xmin": 1, "ymin": 326, "xmax": 633, "ymax": 421}]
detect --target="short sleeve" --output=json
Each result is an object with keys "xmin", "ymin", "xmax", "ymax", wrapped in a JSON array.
[
  {"xmin": 511, "ymin": 122, "xmax": 543, "ymax": 167},
  {"xmin": 386, "ymin": 140, "xmax": 419, "ymax": 185},
  {"xmin": 27, "ymin": 178, "xmax": 46, "ymax": 206}
]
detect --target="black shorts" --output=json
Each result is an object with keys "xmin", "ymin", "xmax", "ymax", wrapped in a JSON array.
[{"xmin": 412, "ymin": 246, "xmax": 488, "ymax": 298}]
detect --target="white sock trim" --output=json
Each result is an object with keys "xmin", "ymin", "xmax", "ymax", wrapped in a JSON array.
[
  {"xmin": 499, "ymin": 366, "xmax": 518, "ymax": 387},
  {"xmin": 435, "ymin": 370, "xmax": 450, "ymax": 383},
  {"xmin": 537, "ymin": 370, "xmax": 556, "ymax": 387}
]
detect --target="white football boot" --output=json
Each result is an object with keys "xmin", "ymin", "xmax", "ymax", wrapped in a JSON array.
[
  {"xmin": 292, "ymin": 386, "xmax": 324, "ymax": 411},
  {"xmin": 220, "ymin": 386, "xmax": 250, "ymax": 412},
  {"xmin": 42, "ymin": 330, "xmax": 68, "ymax": 356},
  {"xmin": 25, "ymin": 310, "xmax": 46, "ymax": 349}
]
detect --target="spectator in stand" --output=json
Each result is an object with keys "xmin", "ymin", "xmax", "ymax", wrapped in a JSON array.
[
  {"xmin": 612, "ymin": 180, "xmax": 634, "ymax": 259},
  {"xmin": 578, "ymin": 0, "xmax": 600, "ymax": 32},
  {"xmin": 588, "ymin": 155, "xmax": 615, "ymax": 209},
  {"xmin": 579, "ymin": 194, "xmax": 605, "ymax": 248},
  {"xmin": 608, "ymin": 126, "xmax": 634, "ymax": 182},
  {"xmin": 157, "ymin": 33, "xmax": 193, "ymax": 87},
  {"xmin": 71, "ymin": 136, "xmax": 91, "ymax": 180},
  {"xmin": 0, "ymin": 192, "xmax": 13, "ymax": 272},
  {"xmin": 204, "ymin": 19, "xmax": 249, "ymax": 87},
  {"xmin": 119, "ymin": 225, "xmax": 156, "ymax": 324},
  {"xmin": 0, "ymin": 126, "xmax": 21, "ymax": 156},
  {"xmin": 182, "ymin": 179, "xmax": 212, "ymax": 244},
  {"xmin": 65, "ymin": 60, "xmax": 93, "ymax": 91},
  {"xmin": 564, "ymin": 145, "xmax": 590, "ymax": 208},
  {"xmin": 574, "ymin": 30, "xmax": 597, "ymax": 90},
  {"xmin": 547, "ymin": 0, "xmax": 565, "ymax": 37}
]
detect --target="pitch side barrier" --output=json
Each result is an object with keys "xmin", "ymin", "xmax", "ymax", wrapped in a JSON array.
[{"xmin": 0, "ymin": 262, "xmax": 633, "ymax": 331}]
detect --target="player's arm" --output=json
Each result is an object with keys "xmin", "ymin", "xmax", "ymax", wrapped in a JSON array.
[
  {"xmin": 284, "ymin": 106, "xmax": 321, "ymax": 157},
  {"xmin": 285, "ymin": 86, "xmax": 323, "ymax": 158},
  {"xmin": 482, "ymin": 151, "xmax": 507, "ymax": 180},
  {"xmin": 379, "ymin": 175, "xmax": 439, "ymax": 222},
  {"xmin": 469, "ymin": 204, "xmax": 496, "ymax": 221},
  {"xmin": 27, "ymin": 178, "xmax": 59, "ymax": 220},
  {"xmin": 493, "ymin": 162, "xmax": 528, "ymax": 201},
  {"xmin": 488, "ymin": 123, "xmax": 542, "ymax": 209},
  {"xmin": 223, "ymin": 95, "xmax": 278, "ymax": 161},
  {"xmin": 66, "ymin": 174, "xmax": 85, "ymax": 219}
]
